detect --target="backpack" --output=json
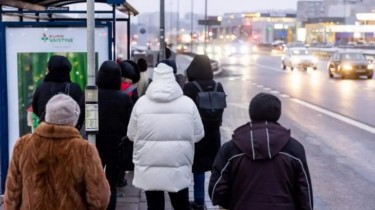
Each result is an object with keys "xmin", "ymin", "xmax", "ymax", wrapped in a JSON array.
[{"xmin": 192, "ymin": 81, "xmax": 226, "ymax": 127}]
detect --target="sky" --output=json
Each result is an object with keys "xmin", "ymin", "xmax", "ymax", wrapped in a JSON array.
[{"xmin": 128, "ymin": 0, "xmax": 299, "ymax": 16}]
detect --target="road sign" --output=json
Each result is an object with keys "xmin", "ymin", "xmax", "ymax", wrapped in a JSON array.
[{"xmin": 198, "ymin": 19, "xmax": 221, "ymax": 26}]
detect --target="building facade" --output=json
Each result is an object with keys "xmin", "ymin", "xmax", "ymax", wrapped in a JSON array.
[{"xmin": 297, "ymin": 0, "xmax": 325, "ymax": 25}]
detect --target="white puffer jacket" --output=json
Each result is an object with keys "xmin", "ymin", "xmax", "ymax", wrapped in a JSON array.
[{"xmin": 127, "ymin": 64, "xmax": 204, "ymax": 192}]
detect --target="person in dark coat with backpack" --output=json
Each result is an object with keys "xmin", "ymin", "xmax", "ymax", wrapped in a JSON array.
[
  {"xmin": 209, "ymin": 93, "xmax": 313, "ymax": 210},
  {"xmin": 183, "ymin": 54, "xmax": 226, "ymax": 210},
  {"xmin": 32, "ymin": 55, "xmax": 84, "ymax": 130},
  {"xmin": 96, "ymin": 61, "xmax": 134, "ymax": 210}
]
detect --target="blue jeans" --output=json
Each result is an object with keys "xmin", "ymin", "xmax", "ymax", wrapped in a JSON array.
[{"xmin": 193, "ymin": 172, "xmax": 205, "ymax": 206}]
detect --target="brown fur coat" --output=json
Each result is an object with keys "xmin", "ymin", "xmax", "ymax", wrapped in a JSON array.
[{"xmin": 4, "ymin": 123, "xmax": 110, "ymax": 210}]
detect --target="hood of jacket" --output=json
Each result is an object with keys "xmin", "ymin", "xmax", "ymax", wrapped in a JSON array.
[
  {"xmin": 186, "ymin": 55, "xmax": 213, "ymax": 81},
  {"xmin": 232, "ymin": 122, "xmax": 290, "ymax": 160},
  {"xmin": 146, "ymin": 63, "xmax": 183, "ymax": 103},
  {"xmin": 44, "ymin": 55, "xmax": 72, "ymax": 83},
  {"xmin": 96, "ymin": 60, "xmax": 122, "ymax": 90}
]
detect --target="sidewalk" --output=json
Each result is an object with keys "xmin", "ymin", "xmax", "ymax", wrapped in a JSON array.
[{"xmin": 0, "ymin": 172, "xmax": 221, "ymax": 210}]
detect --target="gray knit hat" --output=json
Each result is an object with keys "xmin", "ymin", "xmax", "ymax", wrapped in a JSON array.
[{"xmin": 45, "ymin": 94, "xmax": 80, "ymax": 126}]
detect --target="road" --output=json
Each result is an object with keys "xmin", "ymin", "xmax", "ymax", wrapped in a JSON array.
[{"xmin": 190, "ymin": 54, "xmax": 375, "ymax": 210}]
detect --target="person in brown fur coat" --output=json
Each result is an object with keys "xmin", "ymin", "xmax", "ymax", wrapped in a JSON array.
[{"xmin": 4, "ymin": 94, "xmax": 110, "ymax": 210}]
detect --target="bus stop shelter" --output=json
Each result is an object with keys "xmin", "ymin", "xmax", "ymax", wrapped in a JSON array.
[{"xmin": 0, "ymin": 0, "xmax": 139, "ymax": 193}]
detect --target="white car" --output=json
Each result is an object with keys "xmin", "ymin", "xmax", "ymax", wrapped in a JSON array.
[{"xmin": 281, "ymin": 48, "xmax": 318, "ymax": 71}]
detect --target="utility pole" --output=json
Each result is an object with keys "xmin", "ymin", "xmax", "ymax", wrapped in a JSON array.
[
  {"xmin": 160, "ymin": 0, "xmax": 166, "ymax": 60},
  {"xmin": 204, "ymin": 0, "xmax": 208, "ymax": 54},
  {"xmin": 176, "ymin": 0, "xmax": 180, "ymax": 46},
  {"xmin": 190, "ymin": 0, "xmax": 194, "ymax": 52}
]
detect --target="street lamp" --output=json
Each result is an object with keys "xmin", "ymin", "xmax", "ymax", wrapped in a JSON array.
[
  {"xmin": 160, "ymin": 0, "xmax": 166, "ymax": 60},
  {"xmin": 191, "ymin": 0, "xmax": 194, "ymax": 52},
  {"xmin": 176, "ymin": 0, "xmax": 180, "ymax": 46},
  {"xmin": 204, "ymin": 0, "xmax": 208, "ymax": 54}
]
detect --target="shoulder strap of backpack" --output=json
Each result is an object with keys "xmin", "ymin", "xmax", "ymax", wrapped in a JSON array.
[
  {"xmin": 65, "ymin": 83, "xmax": 71, "ymax": 95},
  {"xmin": 192, "ymin": 81, "xmax": 204, "ymax": 92},
  {"xmin": 213, "ymin": 82, "xmax": 218, "ymax": 92},
  {"xmin": 124, "ymin": 85, "xmax": 137, "ymax": 94}
]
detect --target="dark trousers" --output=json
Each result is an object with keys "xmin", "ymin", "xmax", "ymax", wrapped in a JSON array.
[
  {"xmin": 103, "ymin": 162, "xmax": 120, "ymax": 210},
  {"xmin": 145, "ymin": 188, "xmax": 190, "ymax": 210},
  {"xmin": 193, "ymin": 172, "xmax": 205, "ymax": 206}
]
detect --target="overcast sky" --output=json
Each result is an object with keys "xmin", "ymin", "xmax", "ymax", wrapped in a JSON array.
[{"xmin": 128, "ymin": 0, "xmax": 298, "ymax": 16}]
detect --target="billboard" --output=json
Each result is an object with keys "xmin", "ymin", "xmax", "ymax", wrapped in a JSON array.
[{"xmin": 4, "ymin": 24, "xmax": 110, "ymax": 159}]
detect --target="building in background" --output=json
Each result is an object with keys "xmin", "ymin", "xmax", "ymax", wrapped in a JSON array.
[
  {"xmin": 324, "ymin": 0, "xmax": 375, "ymax": 24},
  {"xmin": 211, "ymin": 11, "xmax": 296, "ymax": 44},
  {"xmin": 297, "ymin": 0, "xmax": 325, "ymax": 26}
]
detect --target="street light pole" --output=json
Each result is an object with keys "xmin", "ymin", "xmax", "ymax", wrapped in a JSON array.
[
  {"xmin": 204, "ymin": 0, "xmax": 208, "ymax": 54},
  {"xmin": 190, "ymin": 0, "xmax": 194, "ymax": 52},
  {"xmin": 160, "ymin": 0, "xmax": 166, "ymax": 60},
  {"xmin": 176, "ymin": 0, "xmax": 179, "ymax": 46}
]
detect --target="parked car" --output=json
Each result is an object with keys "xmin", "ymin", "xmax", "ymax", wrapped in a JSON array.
[
  {"xmin": 327, "ymin": 52, "xmax": 373, "ymax": 79},
  {"xmin": 281, "ymin": 47, "xmax": 318, "ymax": 70}
]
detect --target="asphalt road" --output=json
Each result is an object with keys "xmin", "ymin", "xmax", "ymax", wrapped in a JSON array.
[{"xmin": 207, "ymin": 54, "xmax": 375, "ymax": 210}]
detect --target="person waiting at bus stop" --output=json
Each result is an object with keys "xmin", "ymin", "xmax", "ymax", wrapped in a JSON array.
[
  {"xmin": 127, "ymin": 63, "xmax": 204, "ymax": 210},
  {"xmin": 209, "ymin": 92, "xmax": 313, "ymax": 210},
  {"xmin": 4, "ymin": 94, "xmax": 110, "ymax": 210},
  {"xmin": 32, "ymin": 55, "xmax": 85, "ymax": 131},
  {"xmin": 96, "ymin": 60, "xmax": 134, "ymax": 210}
]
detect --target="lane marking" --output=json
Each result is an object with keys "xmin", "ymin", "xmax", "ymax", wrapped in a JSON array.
[
  {"xmin": 290, "ymin": 98, "xmax": 375, "ymax": 134},
  {"xmin": 251, "ymin": 63, "xmax": 286, "ymax": 73},
  {"xmin": 226, "ymin": 60, "xmax": 375, "ymax": 134},
  {"xmin": 270, "ymin": 90, "xmax": 280, "ymax": 94}
]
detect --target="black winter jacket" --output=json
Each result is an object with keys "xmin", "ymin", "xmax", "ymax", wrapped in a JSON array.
[
  {"xmin": 96, "ymin": 62, "xmax": 133, "ymax": 166},
  {"xmin": 209, "ymin": 122, "xmax": 313, "ymax": 210},
  {"xmin": 32, "ymin": 81, "xmax": 84, "ymax": 130}
]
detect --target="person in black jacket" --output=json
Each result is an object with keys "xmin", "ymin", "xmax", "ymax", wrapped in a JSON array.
[
  {"xmin": 209, "ymin": 92, "xmax": 313, "ymax": 210},
  {"xmin": 32, "ymin": 55, "xmax": 84, "ymax": 130},
  {"xmin": 96, "ymin": 61, "xmax": 134, "ymax": 210},
  {"xmin": 183, "ymin": 55, "xmax": 225, "ymax": 210}
]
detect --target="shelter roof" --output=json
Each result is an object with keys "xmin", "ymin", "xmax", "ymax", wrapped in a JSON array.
[{"xmin": 0, "ymin": 0, "xmax": 139, "ymax": 16}]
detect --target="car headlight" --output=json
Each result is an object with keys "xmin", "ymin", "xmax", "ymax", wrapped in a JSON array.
[
  {"xmin": 342, "ymin": 64, "xmax": 353, "ymax": 71},
  {"xmin": 230, "ymin": 47, "xmax": 237, "ymax": 54},
  {"xmin": 252, "ymin": 46, "xmax": 258, "ymax": 52},
  {"xmin": 367, "ymin": 64, "xmax": 374, "ymax": 70},
  {"xmin": 312, "ymin": 57, "xmax": 319, "ymax": 63},
  {"xmin": 240, "ymin": 46, "xmax": 249, "ymax": 54}
]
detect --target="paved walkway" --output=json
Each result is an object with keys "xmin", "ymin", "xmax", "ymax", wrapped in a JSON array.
[{"xmin": 0, "ymin": 172, "xmax": 221, "ymax": 210}]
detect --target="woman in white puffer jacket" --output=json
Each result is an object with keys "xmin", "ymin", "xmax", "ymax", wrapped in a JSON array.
[{"xmin": 127, "ymin": 63, "xmax": 204, "ymax": 210}]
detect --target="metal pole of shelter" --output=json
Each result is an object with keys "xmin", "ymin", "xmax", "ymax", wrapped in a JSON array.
[
  {"xmin": 86, "ymin": 0, "xmax": 97, "ymax": 144},
  {"xmin": 127, "ymin": 11, "xmax": 131, "ymax": 60},
  {"xmin": 160, "ymin": 0, "xmax": 165, "ymax": 60},
  {"xmin": 112, "ymin": 4, "xmax": 116, "ymax": 60}
]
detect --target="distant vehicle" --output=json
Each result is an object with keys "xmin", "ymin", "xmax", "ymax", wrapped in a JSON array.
[
  {"xmin": 328, "ymin": 52, "xmax": 373, "ymax": 79},
  {"xmin": 281, "ymin": 47, "xmax": 318, "ymax": 70},
  {"xmin": 271, "ymin": 40, "xmax": 286, "ymax": 54},
  {"xmin": 224, "ymin": 39, "xmax": 255, "ymax": 56}
]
